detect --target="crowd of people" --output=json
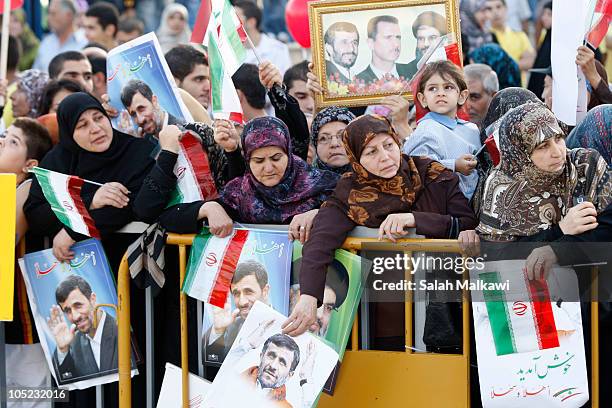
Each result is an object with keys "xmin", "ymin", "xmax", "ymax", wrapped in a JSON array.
[{"xmin": 1, "ymin": 0, "xmax": 612, "ymax": 407}]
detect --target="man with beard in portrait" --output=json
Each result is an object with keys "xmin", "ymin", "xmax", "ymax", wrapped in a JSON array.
[{"xmin": 323, "ymin": 22, "xmax": 360, "ymax": 85}]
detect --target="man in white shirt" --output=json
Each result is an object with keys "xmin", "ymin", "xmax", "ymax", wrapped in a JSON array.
[
  {"xmin": 47, "ymin": 275, "xmax": 119, "ymax": 383},
  {"xmin": 33, "ymin": 0, "xmax": 88, "ymax": 72},
  {"xmin": 234, "ymin": 1, "xmax": 292, "ymax": 75}
]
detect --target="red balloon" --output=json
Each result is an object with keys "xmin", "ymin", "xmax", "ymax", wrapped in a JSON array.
[
  {"xmin": 285, "ymin": 0, "xmax": 312, "ymax": 48},
  {"xmin": 0, "ymin": 0, "xmax": 24, "ymax": 14}
]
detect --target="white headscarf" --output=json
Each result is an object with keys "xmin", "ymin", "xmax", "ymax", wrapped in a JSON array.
[{"xmin": 156, "ymin": 3, "xmax": 192, "ymax": 53}]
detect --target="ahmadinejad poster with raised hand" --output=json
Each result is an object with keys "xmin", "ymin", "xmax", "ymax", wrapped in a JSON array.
[
  {"xmin": 204, "ymin": 301, "xmax": 338, "ymax": 408},
  {"xmin": 19, "ymin": 239, "xmax": 139, "ymax": 389},
  {"xmin": 193, "ymin": 229, "xmax": 292, "ymax": 367}
]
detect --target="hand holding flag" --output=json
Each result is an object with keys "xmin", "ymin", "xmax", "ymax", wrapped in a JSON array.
[{"xmin": 30, "ymin": 167, "xmax": 101, "ymax": 238}]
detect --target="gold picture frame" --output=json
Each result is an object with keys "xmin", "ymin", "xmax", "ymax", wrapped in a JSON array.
[{"xmin": 309, "ymin": 0, "xmax": 461, "ymax": 109}]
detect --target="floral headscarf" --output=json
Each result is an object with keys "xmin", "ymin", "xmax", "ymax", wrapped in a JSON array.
[
  {"xmin": 310, "ymin": 106, "xmax": 356, "ymax": 175},
  {"xmin": 17, "ymin": 69, "xmax": 49, "ymax": 118},
  {"xmin": 477, "ymin": 102, "xmax": 612, "ymax": 241},
  {"xmin": 472, "ymin": 88, "xmax": 544, "ymax": 217},
  {"xmin": 566, "ymin": 105, "xmax": 612, "ymax": 165},
  {"xmin": 322, "ymin": 115, "xmax": 446, "ymax": 227},
  {"xmin": 220, "ymin": 117, "xmax": 338, "ymax": 223}
]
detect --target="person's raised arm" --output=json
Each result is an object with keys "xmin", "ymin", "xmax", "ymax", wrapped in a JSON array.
[{"xmin": 260, "ymin": 61, "xmax": 310, "ymax": 161}]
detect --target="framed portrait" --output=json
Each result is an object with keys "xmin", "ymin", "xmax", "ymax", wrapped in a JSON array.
[{"xmin": 309, "ymin": 0, "xmax": 461, "ymax": 108}]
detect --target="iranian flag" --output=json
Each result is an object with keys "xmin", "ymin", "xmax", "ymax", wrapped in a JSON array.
[
  {"xmin": 167, "ymin": 132, "xmax": 218, "ymax": 206},
  {"xmin": 208, "ymin": 33, "xmax": 244, "ymax": 123},
  {"xmin": 30, "ymin": 167, "xmax": 100, "ymax": 238},
  {"xmin": 182, "ymin": 229, "xmax": 249, "ymax": 307},
  {"xmin": 480, "ymin": 271, "xmax": 559, "ymax": 356},
  {"xmin": 204, "ymin": 0, "xmax": 247, "ymax": 123}
]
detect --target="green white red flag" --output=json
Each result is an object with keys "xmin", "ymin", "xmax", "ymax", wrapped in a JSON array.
[
  {"xmin": 481, "ymin": 270, "xmax": 559, "ymax": 356},
  {"xmin": 167, "ymin": 132, "xmax": 218, "ymax": 206},
  {"xmin": 203, "ymin": 0, "xmax": 247, "ymax": 123},
  {"xmin": 182, "ymin": 229, "xmax": 250, "ymax": 308},
  {"xmin": 30, "ymin": 167, "xmax": 100, "ymax": 238}
]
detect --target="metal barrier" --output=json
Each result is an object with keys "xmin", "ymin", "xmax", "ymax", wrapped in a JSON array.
[{"xmin": 115, "ymin": 234, "xmax": 601, "ymax": 408}]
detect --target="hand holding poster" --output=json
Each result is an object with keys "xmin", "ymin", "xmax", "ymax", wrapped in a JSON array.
[
  {"xmin": 204, "ymin": 301, "xmax": 339, "ymax": 408},
  {"xmin": 291, "ymin": 243, "xmax": 366, "ymax": 394},
  {"xmin": 106, "ymin": 32, "xmax": 193, "ymax": 137},
  {"xmin": 19, "ymin": 239, "xmax": 139, "ymax": 389},
  {"xmin": 471, "ymin": 260, "xmax": 588, "ymax": 407}
]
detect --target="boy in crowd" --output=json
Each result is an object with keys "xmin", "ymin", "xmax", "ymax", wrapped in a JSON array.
[
  {"xmin": 403, "ymin": 61, "xmax": 481, "ymax": 199},
  {"xmin": 1, "ymin": 118, "xmax": 53, "ymax": 407},
  {"xmin": 83, "ymin": 2, "xmax": 120, "ymax": 51},
  {"xmin": 165, "ymin": 45, "xmax": 211, "ymax": 110}
]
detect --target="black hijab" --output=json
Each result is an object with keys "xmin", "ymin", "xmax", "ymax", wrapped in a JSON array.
[
  {"xmin": 51, "ymin": 92, "xmax": 156, "ymax": 186},
  {"xmin": 25, "ymin": 93, "xmax": 156, "ymax": 236}
]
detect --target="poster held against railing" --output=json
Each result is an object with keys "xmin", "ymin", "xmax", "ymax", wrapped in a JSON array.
[
  {"xmin": 182, "ymin": 228, "xmax": 291, "ymax": 367},
  {"xmin": 156, "ymin": 362, "xmax": 212, "ymax": 407},
  {"xmin": 471, "ymin": 260, "xmax": 588, "ymax": 407},
  {"xmin": 18, "ymin": 239, "xmax": 140, "ymax": 389},
  {"xmin": 0, "ymin": 173, "xmax": 16, "ymax": 321},
  {"xmin": 204, "ymin": 301, "xmax": 339, "ymax": 408},
  {"xmin": 290, "ymin": 242, "xmax": 366, "ymax": 395}
]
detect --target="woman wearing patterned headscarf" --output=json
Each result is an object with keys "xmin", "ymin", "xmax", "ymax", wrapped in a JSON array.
[
  {"xmin": 477, "ymin": 102, "xmax": 612, "ymax": 244},
  {"xmin": 566, "ymin": 105, "xmax": 612, "ymax": 165},
  {"xmin": 460, "ymin": 0, "xmax": 493, "ymax": 54},
  {"xmin": 9, "ymin": 69, "xmax": 49, "ymax": 118},
  {"xmin": 284, "ymin": 115, "xmax": 477, "ymax": 337},
  {"xmin": 472, "ymin": 88, "xmax": 544, "ymax": 217},
  {"xmin": 310, "ymin": 106, "xmax": 356, "ymax": 176},
  {"xmin": 469, "ymin": 44, "xmax": 522, "ymax": 89}
]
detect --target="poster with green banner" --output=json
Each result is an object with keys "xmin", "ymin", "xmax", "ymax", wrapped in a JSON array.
[{"xmin": 290, "ymin": 242, "xmax": 366, "ymax": 395}]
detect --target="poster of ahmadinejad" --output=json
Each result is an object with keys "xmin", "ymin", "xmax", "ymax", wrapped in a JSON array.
[
  {"xmin": 309, "ymin": 0, "xmax": 460, "ymax": 108},
  {"xmin": 19, "ymin": 239, "xmax": 139, "ymax": 389},
  {"xmin": 204, "ymin": 302, "xmax": 338, "ymax": 408},
  {"xmin": 290, "ymin": 243, "xmax": 367, "ymax": 394},
  {"xmin": 198, "ymin": 229, "xmax": 292, "ymax": 367}
]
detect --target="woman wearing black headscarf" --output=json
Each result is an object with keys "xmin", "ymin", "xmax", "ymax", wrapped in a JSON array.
[{"xmin": 24, "ymin": 92, "xmax": 178, "ymax": 261}]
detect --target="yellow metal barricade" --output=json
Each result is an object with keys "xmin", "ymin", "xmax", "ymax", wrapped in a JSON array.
[{"xmin": 116, "ymin": 234, "xmax": 601, "ymax": 408}]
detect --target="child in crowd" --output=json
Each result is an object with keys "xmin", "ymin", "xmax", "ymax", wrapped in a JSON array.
[
  {"xmin": 403, "ymin": 60, "xmax": 481, "ymax": 199},
  {"xmin": 0, "ymin": 117, "xmax": 53, "ymax": 244},
  {"xmin": 0, "ymin": 117, "xmax": 53, "ymax": 403}
]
